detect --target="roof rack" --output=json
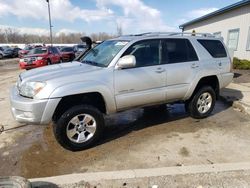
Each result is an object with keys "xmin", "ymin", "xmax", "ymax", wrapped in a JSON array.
[{"xmin": 125, "ymin": 32, "xmax": 215, "ymax": 38}]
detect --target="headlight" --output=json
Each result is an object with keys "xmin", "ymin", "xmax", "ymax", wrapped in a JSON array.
[
  {"xmin": 19, "ymin": 82, "xmax": 46, "ymax": 98},
  {"xmin": 19, "ymin": 58, "xmax": 24, "ymax": 62},
  {"xmin": 37, "ymin": 57, "xmax": 43, "ymax": 60}
]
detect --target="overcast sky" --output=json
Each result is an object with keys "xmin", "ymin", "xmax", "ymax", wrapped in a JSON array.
[{"xmin": 0, "ymin": 0, "xmax": 240, "ymax": 36}]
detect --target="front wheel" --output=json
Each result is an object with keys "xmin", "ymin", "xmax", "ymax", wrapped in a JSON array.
[
  {"xmin": 47, "ymin": 59, "xmax": 51, "ymax": 65},
  {"xmin": 53, "ymin": 105, "xmax": 104, "ymax": 151},
  {"xmin": 187, "ymin": 86, "xmax": 216, "ymax": 119}
]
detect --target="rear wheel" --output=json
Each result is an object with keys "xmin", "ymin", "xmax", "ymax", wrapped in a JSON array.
[
  {"xmin": 187, "ymin": 86, "xmax": 216, "ymax": 119},
  {"xmin": 53, "ymin": 105, "xmax": 104, "ymax": 151},
  {"xmin": 0, "ymin": 54, "xmax": 3, "ymax": 59}
]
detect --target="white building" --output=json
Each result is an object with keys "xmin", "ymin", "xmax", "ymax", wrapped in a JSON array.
[{"xmin": 179, "ymin": 0, "xmax": 250, "ymax": 60}]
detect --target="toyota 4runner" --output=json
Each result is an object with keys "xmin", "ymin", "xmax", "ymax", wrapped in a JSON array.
[{"xmin": 10, "ymin": 32, "xmax": 234, "ymax": 151}]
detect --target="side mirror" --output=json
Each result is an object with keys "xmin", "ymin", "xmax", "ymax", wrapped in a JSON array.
[{"xmin": 117, "ymin": 55, "xmax": 136, "ymax": 69}]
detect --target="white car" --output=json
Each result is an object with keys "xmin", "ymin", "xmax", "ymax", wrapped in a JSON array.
[{"xmin": 10, "ymin": 32, "xmax": 234, "ymax": 151}]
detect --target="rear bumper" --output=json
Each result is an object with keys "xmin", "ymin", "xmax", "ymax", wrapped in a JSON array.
[
  {"xmin": 220, "ymin": 72, "xmax": 234, "ymax": 88},
  {"xmin": 10, "ymin": 86, "xmax": 61, "ymax": 124}
]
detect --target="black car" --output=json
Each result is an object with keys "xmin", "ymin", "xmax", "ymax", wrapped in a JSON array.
[{"xmin": 2, "ymin": 47, "xmax": 22, "ymax": 58}]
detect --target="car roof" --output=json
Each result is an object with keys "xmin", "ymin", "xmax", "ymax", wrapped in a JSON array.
[{"xmin": 110, "ymin": 32, "xmax": 221, "ymax": 42}]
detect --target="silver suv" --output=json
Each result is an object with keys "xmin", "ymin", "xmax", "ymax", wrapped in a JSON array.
[{"xmin": 10, "ymin": 32, "xmax": 234, "ymax": 151}]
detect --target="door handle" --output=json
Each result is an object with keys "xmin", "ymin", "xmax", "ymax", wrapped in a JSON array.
[
  {"xmin": 218, "ymin": 62, "xmax": 222, "ymax": 66},
  {"xmin": 155, "ymin": 68, "xmax": 165, "ymax": 73},
  {"xmin": 191, "ymin": 63, "xmax": 199, "ymax": 68}
]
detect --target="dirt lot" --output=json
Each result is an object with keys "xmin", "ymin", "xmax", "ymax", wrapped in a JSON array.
[
  {"xmin": 1, "ymin": 63, "xmax": 250, "ymax": 179},
  {"xmin": 233, "ymin": 69, "xmax": 250, "ymax": 83}
]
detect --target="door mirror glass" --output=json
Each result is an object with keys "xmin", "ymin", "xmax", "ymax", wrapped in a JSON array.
[{"xmin": 117, "ymin": 55, "xmax": 136, "ymax": 69}]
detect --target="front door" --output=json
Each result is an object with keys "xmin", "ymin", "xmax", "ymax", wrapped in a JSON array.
[{"xmin": 114, "ymin": 39, "xmax": 166, "ymax": 110}]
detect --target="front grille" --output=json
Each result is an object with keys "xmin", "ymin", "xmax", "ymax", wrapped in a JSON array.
[{"xmin": 24, "ymin": 57, "xmax": 36, "ymax": 63}]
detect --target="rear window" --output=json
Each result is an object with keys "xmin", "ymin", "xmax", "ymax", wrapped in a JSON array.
[{"xmin": 198, "ymin": 39, "xmax": 227, "ymax": 58}]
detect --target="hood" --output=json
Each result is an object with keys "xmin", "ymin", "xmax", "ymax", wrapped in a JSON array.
[{"xmin": 20, "ymin": 61, "xmax": 102, "ymax": 83}]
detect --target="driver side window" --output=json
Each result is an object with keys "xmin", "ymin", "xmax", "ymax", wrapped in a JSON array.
[{"xmin": 123, "ymin": 40, "xmax": 160, "ymax": 67}]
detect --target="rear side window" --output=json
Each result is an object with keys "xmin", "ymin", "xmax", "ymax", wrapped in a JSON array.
[
  {"xmin": 162, "ymin": 39, "xmax": 198, "ymax": 64},
  {"xmin": 198, "ymin": 39, "xmax": 227, "ymax": 58}
]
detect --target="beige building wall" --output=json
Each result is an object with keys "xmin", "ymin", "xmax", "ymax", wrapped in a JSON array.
[{"xmin": 183, "ymin": 4, "xmax": 250, "ymax": 60}]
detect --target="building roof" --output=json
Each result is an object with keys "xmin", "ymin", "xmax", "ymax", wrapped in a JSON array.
[{"xmin": 179, "ymin": 0, "xmax": 250, "ymax": 29}]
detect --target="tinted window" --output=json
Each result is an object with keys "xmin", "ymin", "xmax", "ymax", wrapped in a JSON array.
[
  {"xmin": 198, "ymin": 39, "xmax": 227, "ymax": 58},
  {"xmin": 51, "ymin": 47, "xmax": 60, "ymax": 54},
  {"xmin": 162, "ymin": 39, "xmax": 198, "ymax": 64},
  {"xmin": 123, "ymin": 40, "xmax": 160, "ymax": 67}
]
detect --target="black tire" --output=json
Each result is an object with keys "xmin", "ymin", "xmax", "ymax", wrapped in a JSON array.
[
  {"xmin": 47, "ymin": 59, "xmax": 51, "ymax": 65},
  {"xmin": 59, "ymin": 58, "xmax": 63, "ymax": 63},
  {"xmin": 187, "ymin": 86, "xmax": 216, "ymax": 119},
  {"xmin": 0, "ymin": 54, "xmax": 3, "ymax": 59},
  {"xmin": 53, "ymin": 105, "xmax": 104, "ymax": 151}
]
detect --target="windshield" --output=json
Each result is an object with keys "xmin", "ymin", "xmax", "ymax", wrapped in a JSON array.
[
  {"xmin": 61, "ymin": 47, "xmax": 73, "ymax": 52},
  {"xmin": 28, "ymin": 47, "xmax": 47, "ymax": 55},
  {"xmin": 24, "ymin": 46, "xmax": 32, "ymax": 51},
  {"xmin": 80, "ymin": 40, "xmax": 128, "ymax": 67}
]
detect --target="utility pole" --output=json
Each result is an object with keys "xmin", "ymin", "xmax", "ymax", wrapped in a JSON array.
[{"xmin": 46, "ymin": 0, "xmax": 53, "ymax": 46}]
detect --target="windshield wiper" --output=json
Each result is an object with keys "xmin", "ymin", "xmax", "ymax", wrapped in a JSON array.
[{"xmin": 82, "ymin": 60, "xmax": 105, "ymax": 67}]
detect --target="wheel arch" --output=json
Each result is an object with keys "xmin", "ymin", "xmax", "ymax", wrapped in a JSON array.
[
  {"xmin": 52, "ymin": 92, "xmax": 107, "ymax": 123},
  {"xmin": 186, "ymin": 75, "xmax": 220, "ymax": 101}
]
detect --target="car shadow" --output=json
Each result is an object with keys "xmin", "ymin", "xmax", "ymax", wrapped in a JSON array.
[
  {"xmin": 96, "ymin": 101, "xmax": 231, "ymax": 147},
  {"xmin": 220, "ymin": 87, "xmax": 244, "ymax": 105},
  {"xmin": 31, "ymin": 181, "xmax": 59, "ymax": 188},
  {"xmin": 233, "ymin": 72, "xmax": 242, "ymax": 78}
]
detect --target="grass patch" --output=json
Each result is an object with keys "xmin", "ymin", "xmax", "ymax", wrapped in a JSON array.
[{"xmin": 233, "ymin": 57, "xmax": 250, "ymax": 70}]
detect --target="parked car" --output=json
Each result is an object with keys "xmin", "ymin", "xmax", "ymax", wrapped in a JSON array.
[
  {"xmin": 60, "ymin": 47, "xmax": 75, "ymax": 62},
  {"xmin": 12, "ymin": 47, "xmax": 22, "ymax": 57},
  {"xmin": 1, "ymin": 47, "xmax": 22, "ymax": 58},
  {"xmin": 18, "ymin": 46, "xmax": 33, "ymax": 58},
  {"xmin": 10, "ymin": 32, "xmax": 234, "ymax": 151},
  {"xmin": 73, "ymin": 44, "xmax": 87, "ymax": 58},
  {"xmin": 0, "ymin": 50, "xmax": 3, "ymax": 59},
  {"xmin": 19, "ymin": 46, "xmax": 62, "ymax": 70}
]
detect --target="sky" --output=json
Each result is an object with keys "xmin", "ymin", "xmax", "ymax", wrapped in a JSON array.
[{"xmin": 0, "ymin": 0, "xmax": 241, "ymax": 36}]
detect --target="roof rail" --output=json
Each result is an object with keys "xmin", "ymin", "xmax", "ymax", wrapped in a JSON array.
[{"xmin": 128, "ymin": 32, "xmax": 215, "ymax": 38}]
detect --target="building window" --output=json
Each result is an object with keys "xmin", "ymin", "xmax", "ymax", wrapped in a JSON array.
[
  {"xmin": 247, "ymin": 27, "xmax": 250, "ymax": 51},
  {"xmin": 227, "ymin": 29, "xmax": 240, "ymax": 51},
  {"xmin": 213, "ymin": 32, "xmax": 221, "ymax": 38}
]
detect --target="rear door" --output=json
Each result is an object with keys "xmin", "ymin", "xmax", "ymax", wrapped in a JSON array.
[{"xmin": 161, "ymin": 38, "xmax": 199, "ymax": 102}]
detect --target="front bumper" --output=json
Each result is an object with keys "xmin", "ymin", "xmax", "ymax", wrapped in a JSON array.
[
  {"xmin": 10, "ymin": 86, "xmax": 61, "ymax": 124},
  {"xmin": 19, "ymin": 60, "xmax": 47, "ymax": 69}
]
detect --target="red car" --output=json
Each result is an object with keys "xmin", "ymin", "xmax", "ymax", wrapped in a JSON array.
[
  {"xmin": 60, "ymin": 47, "xmax": 75, "ymax": 62},
  {"xmin": 19, "ymin": 46, "xmax": 62, "ymax": 70},
  {"xmin": 18, "ymin": 46, "xmax": 33, "ymax": 58}
]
